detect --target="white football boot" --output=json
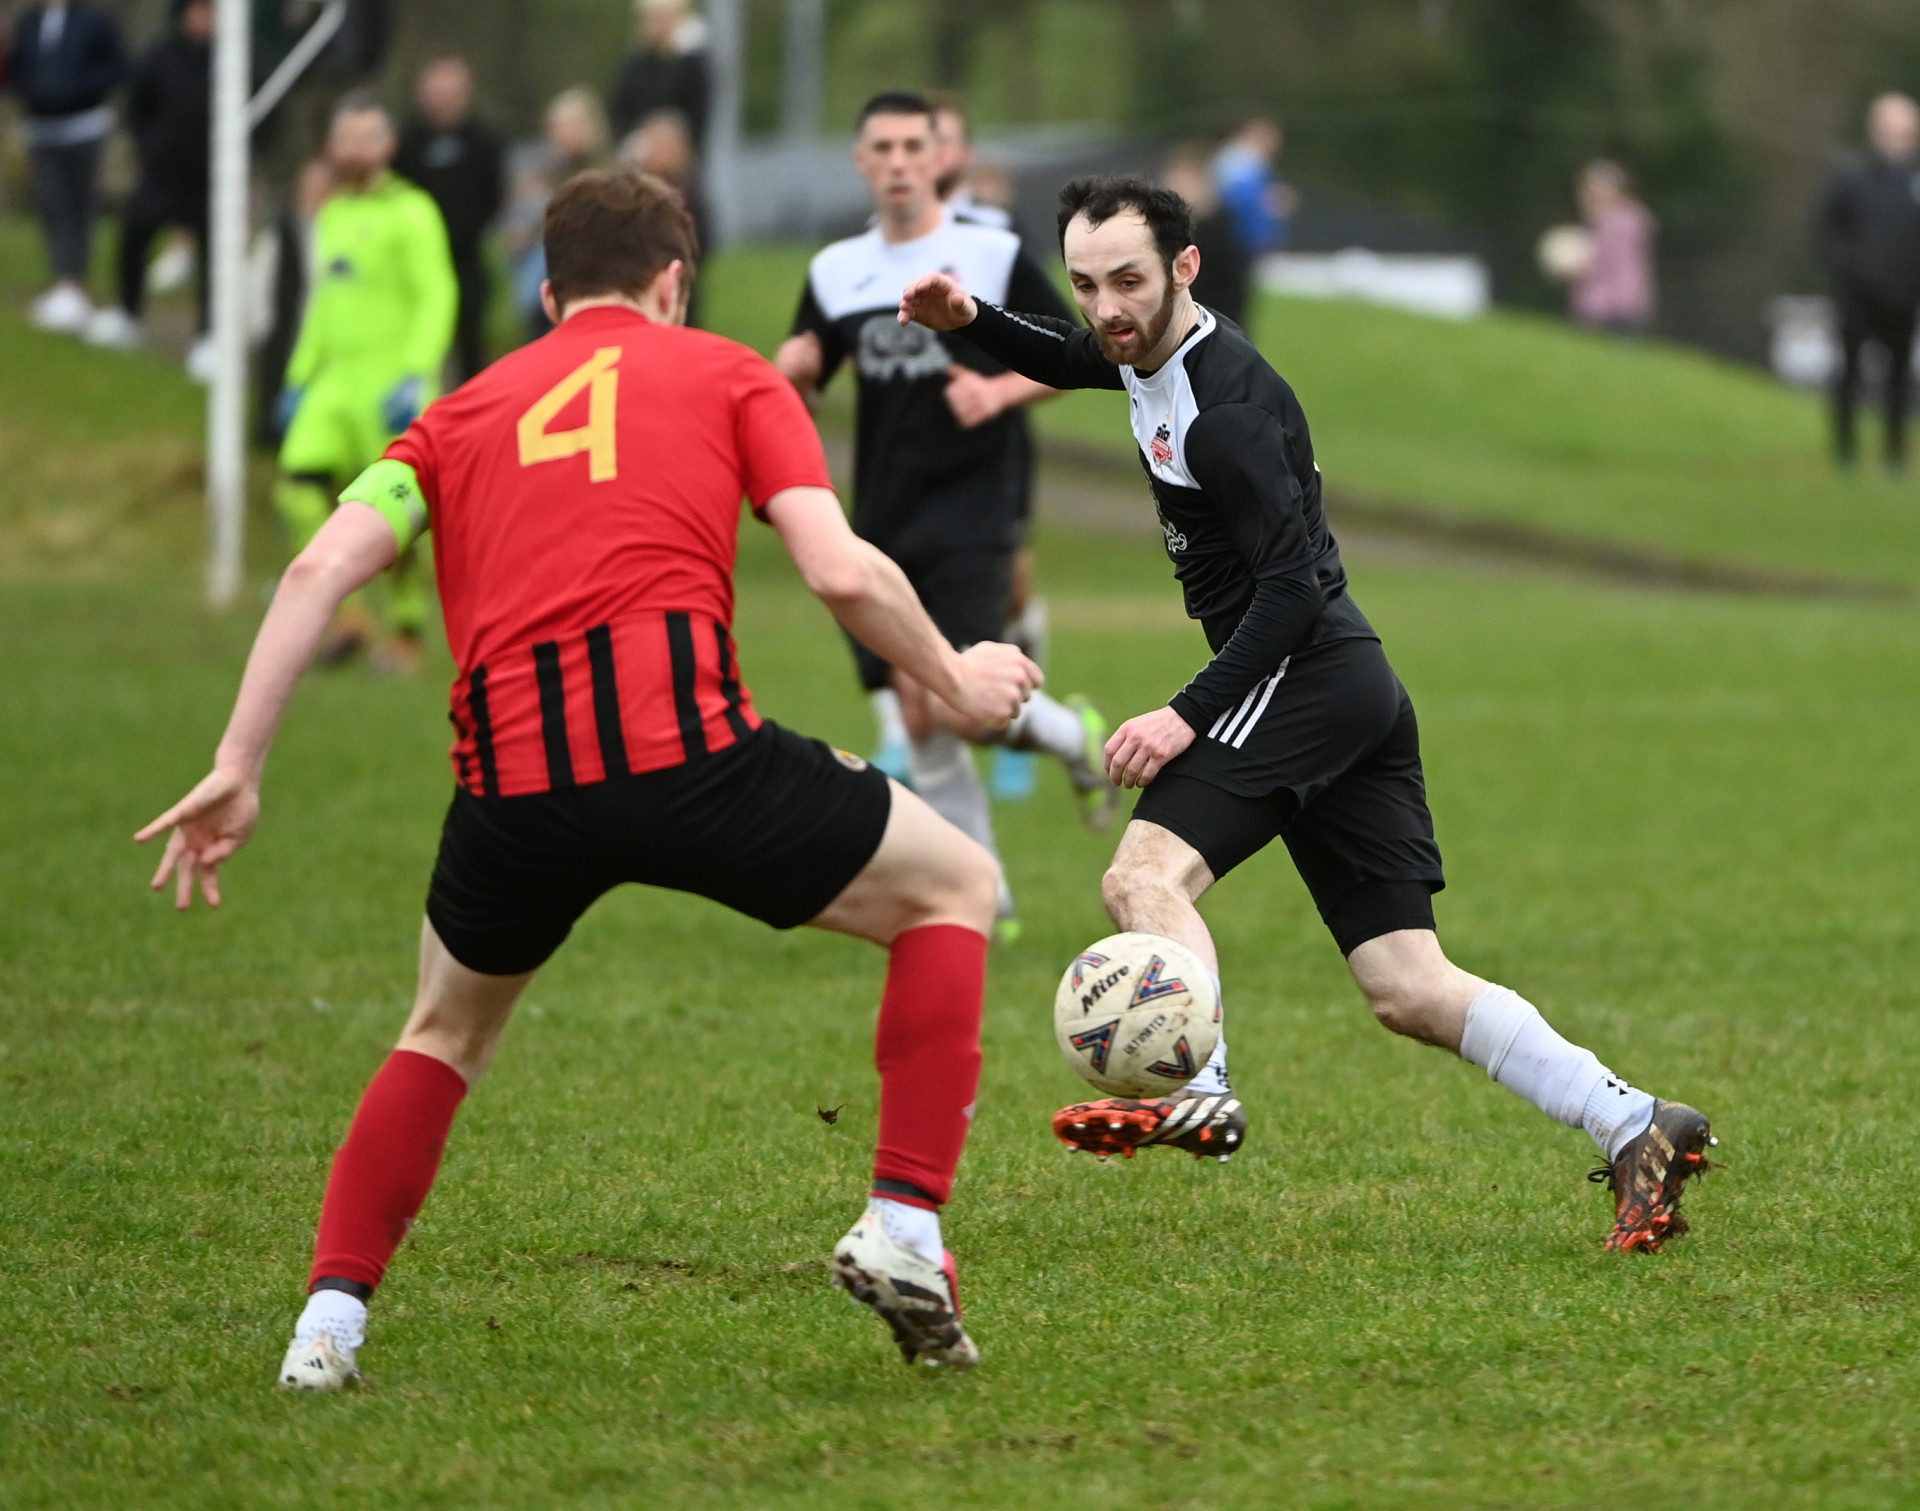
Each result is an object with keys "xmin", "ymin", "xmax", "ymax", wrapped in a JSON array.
[
  {"xmin": 278, "ymin": 1330, "xmax": 360, "ymax": 1390},
  {"xmin": 81, "ymin": 305, "xmax": 142, "ymax": 350},
  {"xmin": 831, "ymin": 1205, "xmax": 980, "ymax": 1370},
  {"xmin": 29, "ymin": 283, "xmax": 93, "ymax": 334}
]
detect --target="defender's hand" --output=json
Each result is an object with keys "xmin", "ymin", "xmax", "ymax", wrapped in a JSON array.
[
  {"xmin": 899, "ymin": 273, "xmax": 977, "ymax": 332},
  {"xmin": 1105, "ymin": 706, "xmax": 1196, "ymax": 789},
  {"xmin": 944, "ymin": 364, "xmax": 1012, "ymax": 430},
  {"xmin": 947, "ymin": 640, "xmax": 1043, "ymax": 729},
  {"xmin": 135, "ymin": 768, "xmax": 261, "ymax": 910}
]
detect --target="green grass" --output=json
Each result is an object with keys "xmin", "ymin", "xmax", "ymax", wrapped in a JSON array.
[
  {"xmin": 6, "ymin": 247, "xmax": 1920, "ymax": 1508},
  {"xmin": 702, "ymin": 243, "xmax": 1917, "ymax": 587}
]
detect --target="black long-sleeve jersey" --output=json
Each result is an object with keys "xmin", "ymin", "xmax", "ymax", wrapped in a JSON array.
[{"xmin": 957, "ymin": 299, "xmax": 1375, "ymax": 733}]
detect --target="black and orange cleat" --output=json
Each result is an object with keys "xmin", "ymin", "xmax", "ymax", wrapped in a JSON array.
[
  {"xmin": 1053, "ymin": 1089, "xmax": 1247, "ymax": 1162},
  {"xmin": 1590, "ymin": 1099, "xmax": 1716, "ymax": 1253}
]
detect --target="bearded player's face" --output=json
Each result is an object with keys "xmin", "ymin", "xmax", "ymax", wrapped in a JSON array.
[{"xmin": 1063, "ymin": 212, "xmax": 1183, "ymax": 366}]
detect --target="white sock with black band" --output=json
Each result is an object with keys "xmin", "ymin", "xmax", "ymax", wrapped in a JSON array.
[{"xmin": 1458, "ymin": 984, "xmax": 1655, "ymax": 1160}]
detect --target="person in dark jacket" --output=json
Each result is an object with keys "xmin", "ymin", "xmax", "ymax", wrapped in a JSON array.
[
  {"xmin": 607, "ymin": 0, "xmax": 708, "ymax": 148},
  {"xmin": 8, "ymin": 0, "xmax": 129, "ymax": 333},
  {"xmin": 85, "ymin": 0, "xmax": 213, "ymax": 364},
  {"xmin": 395, "ymin": 54, "xmax": 504, "ymax": 383},
  {"xmin": 1816, "ymin": 91, "xmax": 1920, "ymax": 471},
  {"xmin": 1163, "ymin": 145, "xmax": 1252, "ymax": 329}
]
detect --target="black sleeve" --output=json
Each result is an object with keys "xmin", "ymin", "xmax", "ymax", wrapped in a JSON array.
[
  {"xmin": 1166, "ymin": 403, "xmax": 1327, "ymax": 733},
  {"xmin": 791, "ymin": 281, "xmax": 846, "ymax": 387},
  {"xmin": 955, "ymin": 300, "xmax": 1124, "ymax": 391},
  {"xmin": 1004, "ymin": 248, "xmax": 1076, "ymax": 325}
]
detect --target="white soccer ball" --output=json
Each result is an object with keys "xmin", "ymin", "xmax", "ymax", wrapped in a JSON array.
[
  {"xmin": 1053, "ymin": 932, "xmax": 1221, "ymax": 1098},
  {"xmin": 1537, "ymin": 222, "xmax": 1594, "ymax": 282}
]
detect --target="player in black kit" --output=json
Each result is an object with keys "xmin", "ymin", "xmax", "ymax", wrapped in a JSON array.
[
  {"xmin": 778, "ymin": 93, "xmax": 1117, "ymax": 942},
  {"xmin": 901, "ymin": 176, "xmax": 1715, "ymax": 1252}
]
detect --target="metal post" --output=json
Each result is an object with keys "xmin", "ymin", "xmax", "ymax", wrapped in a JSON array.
[
  {"xmin": 781, "ymin": 0, "xmax": 825, "ymax": 237},
  {"xmin": 704, "ymin": 0, "xmax": 745, "ymax": 246},
  {"xmin": 204, "ymin": 0, "xmax": 251, "ymax": 610}
]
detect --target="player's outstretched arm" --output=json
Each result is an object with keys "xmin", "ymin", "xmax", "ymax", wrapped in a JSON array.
[
  {"xmin": 900, "ymin": 275, "xmax": 1124, "ymax": 393},
  {"xmin": 765, "ymin": 485, "xmax": 1041, "ymax": 728},
  {"xmin": 134, "ymin": 504, "xmax": 398, "ymax": 909}
]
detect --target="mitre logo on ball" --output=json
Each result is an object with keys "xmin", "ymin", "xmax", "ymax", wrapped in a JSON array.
[{"xmin": 1053, "ymin": 932, "xmax": 1220, "ymax": 1098}]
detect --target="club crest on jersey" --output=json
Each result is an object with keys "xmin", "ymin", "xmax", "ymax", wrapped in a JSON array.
[
  {"xmin": 1129, "ymin": 954, "xmax": 1187, "ymax": 1009},
  {"xmin": 1146, "ymin": 1035, "xmax": 1197, "ymax": 1081},
  {"xmin": 1150, "ymin": 421, "xmax": 1174, "ymax": 467},
  {"xmin": 1070, "ymin": 1019, "xmax": 1119, "ymax": 1074},
  {"xmin": 1067, "ymin": 951, "xmax": 1109, "ymax": 992}
]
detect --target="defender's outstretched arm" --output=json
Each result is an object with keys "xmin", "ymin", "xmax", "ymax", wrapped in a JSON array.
[
  {"xmin": 135, "ymin": 504, "xmax": 399, "ymax": 908},
  {"xmin": 764, "ymin": 485, "xmax": 1041, "ymax": 729},
  {"xmin": 899, "ymin": 274, "xmax": 1123, "ymax": 392}
]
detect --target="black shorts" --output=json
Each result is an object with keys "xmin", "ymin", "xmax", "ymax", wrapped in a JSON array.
[
  {"xmin": 851, "ymin": 545, "xmax": 1012, "ymax": 692},
  {"xmin": 1132, "ymin": 636, "xmax": 1446, "ymax": 956},
  {"xmin": 426, "ymin": 720, "xmax": 893, "ymax": 976}
]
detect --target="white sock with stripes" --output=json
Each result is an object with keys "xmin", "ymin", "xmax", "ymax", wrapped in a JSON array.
[{"xmin": 1183, "ymin": 972, "xmax": 1231, "ymax": 1096}]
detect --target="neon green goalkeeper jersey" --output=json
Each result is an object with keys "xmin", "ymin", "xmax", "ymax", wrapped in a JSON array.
[{"xmin": 286, "ymin": 171, "xmax": 458, "ymax": 387}]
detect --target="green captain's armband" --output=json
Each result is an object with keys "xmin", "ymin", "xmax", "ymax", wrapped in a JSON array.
[{"xmin": 340, "ymin": 458, "xmax": 429, "ymax": 551}]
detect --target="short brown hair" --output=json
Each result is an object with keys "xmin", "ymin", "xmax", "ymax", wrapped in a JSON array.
[{"xmin": 543, "ymin": 168, "xmax": 698, "ymax": 309}]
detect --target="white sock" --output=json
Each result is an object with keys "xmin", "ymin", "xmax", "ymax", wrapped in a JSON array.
[
  {"xmin": 871, "ymin": 688, "xmax": 908, "ymax": 750},
  {"xmin": 1184, "ymin": 970, "xmax": 1231, "ymax": 1095},
  {"xmin": 1000, "ymin": 690, "xmax": 1089, "ymax": 767},
  {"xmin": 294, "ymin": 1288, "xmax": 368, "ymax": 1350},
  {"xmin": 908, "ymin": 730, "xmax": 998, "ymax": 854},
  {"xmin": 871, "ymin": 1196, "xmax": 943, "ymax": 1265},
  {"xmin": 1459, "ymin": 985, "xmax": 1656, "ymax": 1159}
]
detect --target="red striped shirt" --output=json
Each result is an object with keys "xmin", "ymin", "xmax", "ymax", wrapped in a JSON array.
[{"xmin": 387, "ymin": 306, "xmax": 832, "ymax": 797}]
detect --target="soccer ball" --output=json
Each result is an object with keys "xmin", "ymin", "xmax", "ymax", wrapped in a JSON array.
[
  {"xmin": 1536, "ymin": 223, "xmax": 1594, "ymax": 283},
  {"xmin": 1053, "ymin": 932, "xmax": 1220, "ymax": 1098}
]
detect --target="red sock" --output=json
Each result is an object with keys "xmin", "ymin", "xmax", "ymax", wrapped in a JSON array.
[
  {"xmin": 309, "ymin": 1049, "xmax": 468, "ymax": 1292},
  {"xmin": 872, "ymin": 923, "xmax": 987, "ymax": 1209}
]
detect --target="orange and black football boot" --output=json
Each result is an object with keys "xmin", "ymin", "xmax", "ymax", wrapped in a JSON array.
[
  {"xmin": 1052, "ymin": 1088, "xmax": 1247, "ymax": 1162},
  {"xmin": 1590, "ymin": 1099, "xmax": 1716, "ymax": 1253}
]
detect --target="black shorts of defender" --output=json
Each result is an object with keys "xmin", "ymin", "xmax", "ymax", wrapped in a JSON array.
[
  {"xmin": 426, "ymin": 721, "xmax": 893, "ymax": 976},
  {"xmin": 851, "ymin": 545, "xmax": 1012, "ymax": 693},
  {"xmin": 1132, "ymin": 636, "xmax": 1446, "ymax": 957}
]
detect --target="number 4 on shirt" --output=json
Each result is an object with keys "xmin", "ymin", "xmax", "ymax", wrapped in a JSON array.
[{"xmin": 518, "ymin": 346, "xmax": 621, "ymax": 481}]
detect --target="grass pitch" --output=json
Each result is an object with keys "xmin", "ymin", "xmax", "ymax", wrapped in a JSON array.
[{"xmin": 5, "ymin": 257, "xmax": 1920, "ymax": 1508}]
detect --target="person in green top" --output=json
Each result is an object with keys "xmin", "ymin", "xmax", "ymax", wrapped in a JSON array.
[{"xmin": 277, "ymin": 92, "xmax": 458, "ymax": 673}]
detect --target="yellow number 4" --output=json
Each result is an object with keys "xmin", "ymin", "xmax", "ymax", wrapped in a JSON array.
[{"xmin": 518, "ymin": 346, "xmax": 621, "ymax": 482}]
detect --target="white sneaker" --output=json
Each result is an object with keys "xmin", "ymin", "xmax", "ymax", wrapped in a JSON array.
[
  {"xmin": 29, "ymin": 283, "xmax": 93, "ymax": 334},
  {"xmin": 185, "ymin": 335, "xmax": 218, "ymax": 385},
  {"xmin": 82, "ymin": 306, "xmax": 142, "ymax": 349},
  {"xmin": 830, "ymin": 1206, "xmax": 980, "ymax": 1369},
  {"xmin": 277, "ymin": 1330, "xmax": 360, "ymax": 1390}
]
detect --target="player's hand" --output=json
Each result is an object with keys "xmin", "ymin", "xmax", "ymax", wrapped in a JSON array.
[
  {"xmin": 775, "ymin": 331, "xmax": 824, "ymax": 390},
  {"xmin": 899, "ymin": 273, "xmax": 977, "ymax": 332},
  {"xmin": 134, "ymin": 767, "xmax": 261, "ymax": 911},
  {"xmin": 943, "ymin": 364, "xmax": 1012, "ymax": 430},
  {"xmin": 381, "ymin": 375, "xmax": 425, "ymax": 434},
  {"xmin": 947, "ymin": 640, "xmax": 1043, "ymax": 729},
  {"xmin": 1105, "ymin": 706, "xmax": 1196, "ymax": 789}
]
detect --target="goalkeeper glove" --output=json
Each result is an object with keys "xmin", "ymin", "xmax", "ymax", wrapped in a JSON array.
[{"xmin": 381, "ymin": 375, "xmax": 425, "ymax": 434}]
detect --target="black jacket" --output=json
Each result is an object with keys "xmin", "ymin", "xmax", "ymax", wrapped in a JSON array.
[
  {"xmin": 7, "ymin": 2, "xmax": 126, "ymax": 120},
  {"xmin": 1816, "ymin": 151, "xmax": 1920, "ymax": 308},
  {"xmin": 607, "ymin": 47, "xmax": 708, "ymax": 146},
  {"xmin": 395, "ymin": 115, "xmax": 505, "ymax": 256},
  {"xmin": 128, "ymin": 28, "xmax": 209, "ymax": 191}
]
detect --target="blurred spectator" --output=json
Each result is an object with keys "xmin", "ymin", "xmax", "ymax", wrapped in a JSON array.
[
  {"xmin": 1816, "ymin": 91, "xmax": 1920, "ymax": 472},
  {"xmin": 1568, "ymin": 159, "xmax": 1656, "ymax": 336},
  {"xmin": 8, "ymin": 0, "xmax": 129, "ymax": 333},
  {"xmin": 396, "ymin": 55, "xmax": 505, "ymax": 384},
  {"xmin": 1164, "ymin": 144, "xmax": 1251, "ymax": 328},
  {"xmin": 256, "ymin": 156, "xmax": 335, "ymax": 446},
  {"xmin": 617, "ymin": 108, "xmax": 707, "ymax": 325},
  {"xmin": 84, "ymin": 0, "xmax": 212, "ymax": 376},
  {"xmin": 931, "ymin": 97, "xmax": 1011, "ymax": 231},
  {"xmin": 608, "ymin": 0, "xmax": 708, "ymax": 148},
  {"xmin": 504, "ymin": 85, "xmax": 608, "ymax": 342},
  {"xmin": 1212, "ymin": 115, "xmax": 1293, "ymax": 258}
]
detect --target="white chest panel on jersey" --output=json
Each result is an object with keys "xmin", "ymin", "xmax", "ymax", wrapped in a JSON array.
[
  {"xmin": 1122, "ymin": 305, "xmax": 1218, "ymax": 492},
  {"xmin": 808, "ymin": 216, "xmax": 1022, "ymax": 324}
]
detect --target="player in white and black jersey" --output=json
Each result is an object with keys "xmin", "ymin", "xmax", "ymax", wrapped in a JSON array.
[
  {"xmin": 901, "ymin": 176, "xmax": 1716, "ymax": 1253},
  {"xmin": 778, "ymin": 93, "xmax": 1119, "ymax": 942}
]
